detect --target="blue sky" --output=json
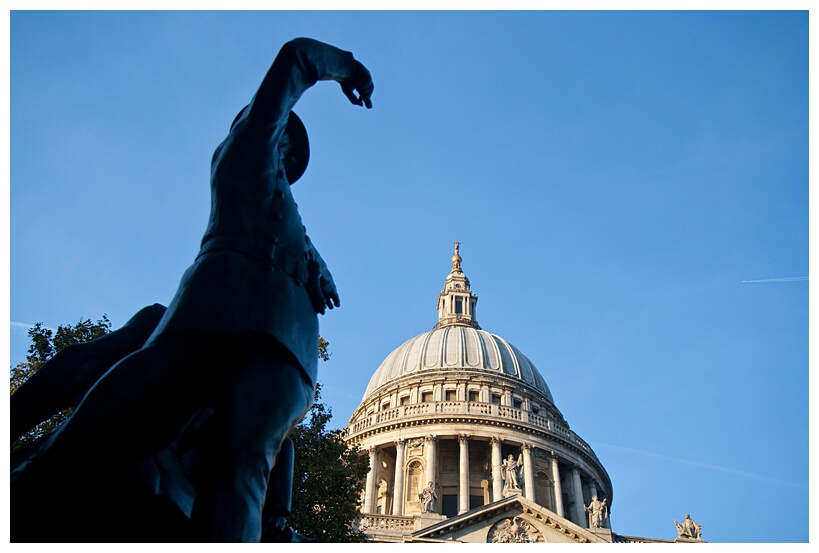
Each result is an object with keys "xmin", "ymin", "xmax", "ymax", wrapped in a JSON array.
[{"xmin": 6, "ymin": 8, "xmax": 811, "ymax": 544}]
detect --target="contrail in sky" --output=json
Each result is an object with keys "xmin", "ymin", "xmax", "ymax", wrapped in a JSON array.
[
  {"xmin": 741, "ymin": 276, "xmax": 807, "ymax": 283},
  {"xmin": 10, "ymin": 321, "xmax": 55, "ymax": 332},
  {"xmin": 590, "ymin": 441, "xmax": 806, "ymax": 489}
]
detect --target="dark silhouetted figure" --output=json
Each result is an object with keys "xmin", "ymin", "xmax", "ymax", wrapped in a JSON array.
[
  {"xmin": 11, "ymin": 303, "xmax": 310, "ymax": 542},
  {"xmin": 11, "ymin": 37, "xmax": 373, "ymax": 542}
]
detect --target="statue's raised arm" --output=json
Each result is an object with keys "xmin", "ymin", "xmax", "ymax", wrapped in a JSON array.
[{"xmin": 247, "ymin": 37, "xmax": 373, "ymax": 131}]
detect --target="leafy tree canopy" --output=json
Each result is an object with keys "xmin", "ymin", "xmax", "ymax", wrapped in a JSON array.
[
  {"xmin": 10, "ymin": 316, "xmax": 111, "ymax": 450},
  {"xmin": 290, "ymin": 383, "xmax": 369, "ymax": 542}
]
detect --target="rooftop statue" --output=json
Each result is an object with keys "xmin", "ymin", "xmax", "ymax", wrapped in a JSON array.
[
  {"xmin": 11, "ymin": 37, "xmax": 373, "ymax": 543},
  {"xmin": 674, "ymin": 513, "xmax": 703, "ymax": 541},
  {"xmin": 584, "ymin": 495, "xmax": 608, "ymax": 529}
]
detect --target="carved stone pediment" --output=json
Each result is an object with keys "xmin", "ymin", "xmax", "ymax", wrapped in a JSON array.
[
  {"xmin": 488, "ymin": 516, "xmax": 544, "ymax": 543},
  {"xmin": 407, "ymin": 494, "xmax": 610, "ymax": 543}
]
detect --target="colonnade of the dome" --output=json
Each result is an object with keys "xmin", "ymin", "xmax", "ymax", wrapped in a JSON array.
[
  {"xmin": 358, "ymin": 433, "xmax": 609, "ymax": 530},
  {"xmin": 346, "ymin": 370, "xmax": 612, "ymax": 531}
]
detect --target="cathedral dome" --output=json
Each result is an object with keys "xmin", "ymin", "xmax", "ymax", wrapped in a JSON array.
[
  {"xmin": 362, "ymin": 240, "xmax": 553, "ymax": 403},
  {"xmin": 345, "ymin": 243, "xmax": 612, "ymax": 539},
  {"xmin": 362, "ymin": 327, "xmax": 554, "ymax": 402}
]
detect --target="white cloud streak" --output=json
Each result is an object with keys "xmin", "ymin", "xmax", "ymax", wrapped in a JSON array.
[
  {"xmin": 741, "ymin": 276, "xmax": 808, "ymax": 283},
  {"xmin": 590, "ymin": 441, "xmax": 807, "ymax": 489},
  {"xmin": 10, "ymin": 321, "xmax": 55, "ymax": 333}
]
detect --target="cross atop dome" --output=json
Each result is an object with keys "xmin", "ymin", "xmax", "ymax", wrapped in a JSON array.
[
  {"xmin": 435, "ymin": 242, "xmax": 480, "ymax": 329},
  {"xmin": 452, "ymin": 241, "xmax": 462, "ymax": 272}
]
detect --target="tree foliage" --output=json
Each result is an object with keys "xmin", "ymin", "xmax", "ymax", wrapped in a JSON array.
[
  {"xmin": 318, "ymin": 335, "xmax": 331, "ymax": 362},
  {"xmin": 289, "ymin": 383, "xmax": 369, "ymax": 542},
  {"xmin": 10, "ymin": 316, "xmax": 112, "ymax": 450}
]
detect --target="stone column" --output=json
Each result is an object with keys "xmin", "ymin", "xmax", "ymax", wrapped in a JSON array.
[
  {"xmin": 490, "ymin": 437, "xmax": 503, "ymax": 501},
  {"xmin": 364, "ymin": 446, "xmax": 378, "ymax": 514},
  {"xmin": 589, "ymin": 481, "xmax": 598, "ymax": 501},
  {"xmin": 521, "ymin": 444, "xmax": 535, "ymax": 502},
  {"xmin": 551, "ymin": 454, "xmax": 564, "ymax": 517},
  {"xmin": 392, "ymin": 439, "xmax": 406, "ymax": 516},
  {"xmin": 424, "ymin": 435, "xmax": 438, "ymax": 492},
  {"xmin": 458, "ymin": 435, "xmax": 470, "ymax": 514},
  {"xmin": 572, "ymin": 466, "xmax": 585, "ymax": 526}
]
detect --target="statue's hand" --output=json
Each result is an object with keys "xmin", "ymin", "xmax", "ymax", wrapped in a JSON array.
[
  {"xmin": 306, "ymin": 260, "xmax": 340, "ymax": 314},
  {"xmin": 339, "ymin": 59, "xmax": 374, "ymax": 109}
]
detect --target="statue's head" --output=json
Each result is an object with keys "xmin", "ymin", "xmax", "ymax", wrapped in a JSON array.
[
  {"xmin": 592, "ymin": 495, "xmax": 598, "ymax": 501},
  {"xmin": 230, "ymin": 107, "xmax": 310, "ymax": 185},
  {"xmin": 685, "ymin": 514, "xmax": 690, "ymax": 519},
  {"xmin": 280, "ymin": 111, "xmax": 310, "ymax": 185}
]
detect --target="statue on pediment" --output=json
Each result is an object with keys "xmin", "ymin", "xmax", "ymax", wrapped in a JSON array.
[
  {"xmin": 419, "ymin": 481, "xmax": 437, "ymax": 512},
  {"xmin": 674, "ymin": 514, "xmax": 703, "ymax": 540},
  {"xmin": 584, "ymin": 495, "xmax": 608, "ymax": 528}
]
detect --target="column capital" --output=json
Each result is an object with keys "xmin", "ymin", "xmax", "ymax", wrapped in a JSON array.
[
  {"xmin": 394, "ymin": 438, "xmax": 405, "ymax": 447},
  {"xmin": 368, "ymin": 445, "xmax": 378, "ymax": 454},
  {"xmin": 490, "ymin": 436, "xmax": 503, "ymax": 446},
  {"xmin": 425, "ymin": 434, "xmax": 438, "ymax": 443},
  {"xmin": 521, "ymin": 443, "xmax": 532, "ymax": 453},
  {"xmin": 458, "ymin": 434, "xmax": 471, "ymax": 444}
]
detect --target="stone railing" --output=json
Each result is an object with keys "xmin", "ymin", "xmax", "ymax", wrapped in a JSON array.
[
  {"xmin": 346, "ymin": 401, "xmax": 597, "ymax": 460},
  {"xmin": 356, "ymin": 514, "xmax": 417, "ymax": 536}
]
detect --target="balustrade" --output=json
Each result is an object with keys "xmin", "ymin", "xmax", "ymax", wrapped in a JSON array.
[
  {"xmin": 467, "ymin": 401, "xmax": 493, "ymax": 415},
  {"xmin": 346, "ymin": 400, "xmax": 599, "ymax": 461},
  {"xmin": 435, "ymin": 400, "xmax": 463, "ymax": 414},
  {"xmin": 498, "ymin": 405, "xmax": 523, "ymax": 420},
  {"xmin": 529, "ymin": 411, "xmax": 549, "ymax": 428},
  {"xmin": 375, "ymin": 406, "xmax": 402, "ymax": 423},
  {"xmin": 357, "ymin": 514, "xmax": 416, "ymax": 534}
]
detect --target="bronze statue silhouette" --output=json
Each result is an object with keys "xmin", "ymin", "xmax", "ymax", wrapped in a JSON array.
[
  {"xmin": 11, "ymin": 303, "xmax": 311, "ymax": 542},
  {"xmin": 11, "ymin": 37, "xmax": 374, "ymax": 542}
]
